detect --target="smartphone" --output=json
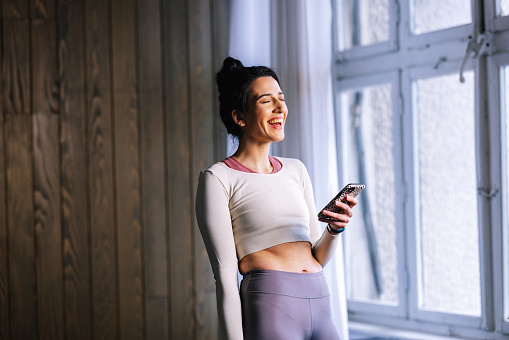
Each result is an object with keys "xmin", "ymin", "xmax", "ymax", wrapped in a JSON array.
[{"xmin": 317, "ymin": 183, "xmax": 365, "ymax": 221}]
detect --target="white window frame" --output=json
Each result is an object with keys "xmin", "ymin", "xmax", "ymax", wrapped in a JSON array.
[
  {"xmin": 402, "ymin": 60, "xmax": 483, "ymax": 329},
  {"xmin": 486, "ymin": 0, "xmax": 509, "ymax": 32},
  {"xmin": 487, "ymin": 51, "xmax": 509, "ymax": 335},
  {"xmin": 331, "ymin": 0, "xmax": 509, "ymax": 337},
  {"xmin": 333, "ymin": 0, "xmax": 398, "ymax": 61}
]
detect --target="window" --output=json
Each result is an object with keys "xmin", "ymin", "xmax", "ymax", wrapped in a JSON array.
[
  {"xmin": 412, "ymin": 71, "xmax": 480, "ymax": 317},
  {"xmin": 338, "ymin": 76, "xmax": 402, "ymax": 309},
  {"xmin": 500, "ymin": 0, "xmax": 509, "ymax": 16},
  {"xmin": 411, "ymin": 0, "xmax": 471, "ymax": 35},
  {"xmin": 332, "ymin": 0, "xmax": 509, "ymax": 337}
]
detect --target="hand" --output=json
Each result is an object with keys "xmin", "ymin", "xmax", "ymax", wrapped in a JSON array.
[{"xmin": 318, "ymin": 195, "xmax": 358, "ymax": 231}]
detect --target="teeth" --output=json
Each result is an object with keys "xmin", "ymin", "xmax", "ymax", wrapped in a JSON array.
[{"xmin": 268, "ymin": 118, "xmax": 283, "ymax": 124}]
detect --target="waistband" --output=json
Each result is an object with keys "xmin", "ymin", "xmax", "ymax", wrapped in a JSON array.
[{"xmin": 240, "ymin": 269, "xmax": 330, "ymax": 299}]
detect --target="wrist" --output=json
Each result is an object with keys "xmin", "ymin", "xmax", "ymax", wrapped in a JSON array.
[{"xmin": 327, "ymin": 224, "xmax": 345, "ymax": 235}]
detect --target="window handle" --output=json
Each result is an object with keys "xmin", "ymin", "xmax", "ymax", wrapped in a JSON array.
[{"xmin": 459, "ymin": 33, "xmax": 485, "ymax": 83}]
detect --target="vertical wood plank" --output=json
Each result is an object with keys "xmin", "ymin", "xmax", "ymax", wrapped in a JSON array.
[
  {"xmin": 111, "ymin": 0, "xmax": 144, "ymax": 338},
  {"xmin": 3, "ymin": 6, "xmax": 34, "ymax": 340},
  {"xmin": 32, "ymin": 18, "xmax": 59, "ymax": 116},
  {"xmin": 211, "ymin": 0, "xmax": 230, "ymax": 161},
  {"xmin": 188, "ymin": 0, "xmax": 218, "ymax": 338},
  {"xmin": 0, "ymin": 117, "xmax": 9, "ymax": 340},
  {"xmin": 0, "ymin": 4, "xmax": 9, "ymax": 338},
  {"xmin": 163, "ymin": 0, "xmax": 195, "ymax": 338},
  {"xmin": 5, "ymin": 114, "xmax": 36, "ymax": 340},
  {"xmin": 58, "ymin": 1, "xmax": 92, "ymax": 340},
  {"xmin": 33, "ymin": 112, "xmax": 64, "ymax": 340},
  {"xmin": 2, "ymin": 18, "xmax": 30, "ymax": 115},
  {"xmin": 3, "ymin": 0, "xmax": 28, "ymax": 17},
  {"xmin": 31, "ymin": 0, "xmax": 55, "ymax": 19},
  {"xmin": 137, "ymin": 0, "xmax": 169, "ymax": 339},
  {"xmin": 32, "ymin": 0, "xmax": 63, "ymax": 336},
  {"xmin": 84, "ymin": 0, "xmax": 118, "ymax": 339}
]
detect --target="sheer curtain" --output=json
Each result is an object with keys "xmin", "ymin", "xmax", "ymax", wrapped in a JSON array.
[{"xmin": 228, "ymin": 1, "xmax": 349, "ymax": 339}]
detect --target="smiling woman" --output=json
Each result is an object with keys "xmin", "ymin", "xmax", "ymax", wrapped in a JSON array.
[
  {"xmin": 195, "ymin": 57, "xmax": 360, "ymax": 340},
  {"xmin": 231, "ymin": 76, "xmax": 287, "ymax": 151}
]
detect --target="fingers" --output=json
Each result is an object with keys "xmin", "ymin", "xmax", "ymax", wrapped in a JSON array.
[
  {"xmin": 319, "ymin": 206, "xmax": 350, "ymax": 223},
  {"xmin": 318, "ymin": 196, "xmax": 358, "ymax": 229},
  {"xmin": 335, "ymin": 200, "xmax": 353, "ymax": 217},
  {"xmin": 345, "ymin": 195, "xmax": 358, "ymax": 207}
]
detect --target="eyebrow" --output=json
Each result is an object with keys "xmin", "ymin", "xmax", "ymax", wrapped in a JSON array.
[{"xmin": 256, "ymin": 92, "xmax": 285, "ymax": 101}]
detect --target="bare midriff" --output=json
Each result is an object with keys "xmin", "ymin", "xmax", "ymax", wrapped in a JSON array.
[{"xmin": 238, "ymin": 241, "xmax": 322, "ymax": 275}]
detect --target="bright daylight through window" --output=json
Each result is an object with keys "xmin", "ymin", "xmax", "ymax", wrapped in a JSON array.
[
  {"xmin": 341, "ymin": 85, "xmax": 399, "ymax": 306},
  {"xmin": 332, "ymin": 0, "xmax": 509, "ymax": 338},
  {"xmin": 414, "ymin": 72, "xmax": 480, "ymax": 316}
]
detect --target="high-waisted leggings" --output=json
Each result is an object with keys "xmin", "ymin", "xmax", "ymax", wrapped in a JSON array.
[{"xmin": 240, "ymin": 269, "xmax": 341, "ymax": 340}]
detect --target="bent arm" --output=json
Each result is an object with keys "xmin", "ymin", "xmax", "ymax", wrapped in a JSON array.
[
  {"xmin": 196, "ymin": 170, "xmax": 244, "ymax": 340},
  {"xmin": 300, "ymin": 165, "xmax": 340, "ymax": 267},
  {"xmin": 312, "ymin": 227, "xmax": 340, "ymax": 266}
]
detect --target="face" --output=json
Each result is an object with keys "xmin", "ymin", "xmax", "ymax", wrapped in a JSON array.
[{"xmin": 234, "ymin": 76, "xmax": 288, "ymax": 143}]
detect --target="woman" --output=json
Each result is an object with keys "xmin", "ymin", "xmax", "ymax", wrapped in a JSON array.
[{"xmin": 195, "ymin": 57, "xmax": 357, "ymax": 340}]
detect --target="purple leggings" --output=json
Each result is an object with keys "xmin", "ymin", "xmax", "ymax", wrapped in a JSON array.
[{"xmin": 240, "ymin": 270, "xmax": 341, "ymax": 340}]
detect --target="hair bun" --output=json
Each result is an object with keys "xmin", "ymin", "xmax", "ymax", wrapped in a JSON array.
[
  {"xmin": 222, "ymin": 57, "xmax": 244, "ymax": 72},
  {"xmin": 216, "ymin": 57, "xmax": 246, "ymax": 96}
]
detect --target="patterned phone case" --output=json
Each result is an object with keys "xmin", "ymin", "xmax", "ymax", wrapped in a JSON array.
[{"xmin": 317, "ymin": 183, "xmax": 365, "ymax": 221}]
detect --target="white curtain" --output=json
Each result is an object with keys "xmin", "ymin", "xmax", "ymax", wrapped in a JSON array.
[{"xmin": 228, "ymin": 1, "xmax": 349, "ymax": 339}]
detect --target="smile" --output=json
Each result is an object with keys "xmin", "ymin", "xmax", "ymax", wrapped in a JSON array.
[{"xmin": 267, "ymin": 118, "xmax": 284, "ymax": 128}]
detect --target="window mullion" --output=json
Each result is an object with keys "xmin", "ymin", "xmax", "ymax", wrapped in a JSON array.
[
  {"xmin": 486, "ymin": 51, "xmax": 509, "ymax": 335},
  {"xmin": 475, "ymin": 55, "xmax": 496, "ymax": 332}
]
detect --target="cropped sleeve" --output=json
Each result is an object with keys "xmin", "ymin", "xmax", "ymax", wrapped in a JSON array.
[{"xmin": 195, "ymin": 170, "xmax": 244, "ymax": 340}]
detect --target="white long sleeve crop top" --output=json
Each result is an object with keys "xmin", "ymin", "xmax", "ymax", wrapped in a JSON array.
[{"xmin": 195, "ymin": 157, "xmax": 322, "ymax": 339}]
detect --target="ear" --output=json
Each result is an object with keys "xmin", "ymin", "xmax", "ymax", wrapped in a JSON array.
[{"xmin": 232, "ymin": 110, "xmax": 246, "ymax": 127}]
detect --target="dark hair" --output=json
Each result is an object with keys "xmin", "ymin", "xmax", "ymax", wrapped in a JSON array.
[{"xmin": 216, "ymin": 57, "xmax": 280, "ymax": 137}]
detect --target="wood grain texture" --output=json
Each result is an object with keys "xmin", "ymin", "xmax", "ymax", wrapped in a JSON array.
[
  {"xmin": 85, "ymin": 0, "xmax": 118, "ymax": 339},
  {"xmin": 2, "ymin": 18, "xmax": 30, "ymax": 114},
  {"xmin": 31, "ymin": 0, "xmax": 56, "ymax": 20},
  {"xmin": 0, "ymin": 114, "xmax": 10, "ymax": 340},
  {"xmin": 0, "ymin": 1, "xmax": 228, "ymax": 338},
  {"xmin": 58, "ymin": 2, "xmax": 92, "ymax": 340},
  {"xmin": 111, "ymin": 0, "xmax": 144, "ymax": 338},
  {"xmin": 211, "ymin": 0, "xmax": 230, "ymax": 162},
  {"xmin": 3, "ymin": 0, "xmax": 28, "ymax": 17},
  {"xmin": 33, "ymin": 112, "xmax": 64, "ymax": 340},
  {"xmin": 188, "ymin": 0, "xmax": 218, "ymax": 338},
  {"xmin": 5, "ymin": 114, "xmax": 36, "ymax": 340},
  {"xmin": 163, "ymin": 0, "xmax": 195, "ymax": 338},
  {"xmin": 32, "ymin": 18, "xmax": 59, "ymax": 115},
  {"xmin": 0, "ymin": 8, "xmax": 7, "ymax": 337},
  {"xmin": 137, "ymin": 0, "xmax": 169, "ymax": 339},
  {"xmin": 32, "ymin": 5, "xmax": 62, "ymax": 337}
]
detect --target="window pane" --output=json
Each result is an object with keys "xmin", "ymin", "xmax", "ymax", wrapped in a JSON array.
[
  {"xmin": 414, "ymin": 71, "xmax": 481, "ymax": 316},
  {"xmin": 339, "ymin": 0, "xmax": 389, "ymax": 50},
  {"xmin": 499, "ymin": 0, "xmax": 509, "ymax": 17},
  {"xmin": 411, "ymin": 0, "xmax": 471, "ymax": 35},
  {"xmin": 342, "ymin": 84, "xmax": 399, "ymax": 305}
]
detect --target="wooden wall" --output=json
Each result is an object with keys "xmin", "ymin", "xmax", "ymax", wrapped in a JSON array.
[{"xmin": 0, "ymin": 0, "xmax": 229, "ymax": 339}]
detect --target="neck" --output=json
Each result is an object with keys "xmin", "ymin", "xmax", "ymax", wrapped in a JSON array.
[{"xmin": 232, "ymin": 139, "xmax": 272, "ymax": 174}]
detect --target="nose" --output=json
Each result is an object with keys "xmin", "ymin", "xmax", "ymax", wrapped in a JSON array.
[{"xmin": 274, "ymin": 98, "xmax": 286, "ymax": 112}]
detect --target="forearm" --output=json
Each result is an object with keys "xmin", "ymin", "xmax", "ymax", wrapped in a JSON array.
[{"xmin": 311, "ymin": 225, "xmax": 341, "ymax": 267}]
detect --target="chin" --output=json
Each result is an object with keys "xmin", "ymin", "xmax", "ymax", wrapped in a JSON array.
[{"xmin": 274, "ymin": 133, "xmax": 285, "ymax": 142}]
